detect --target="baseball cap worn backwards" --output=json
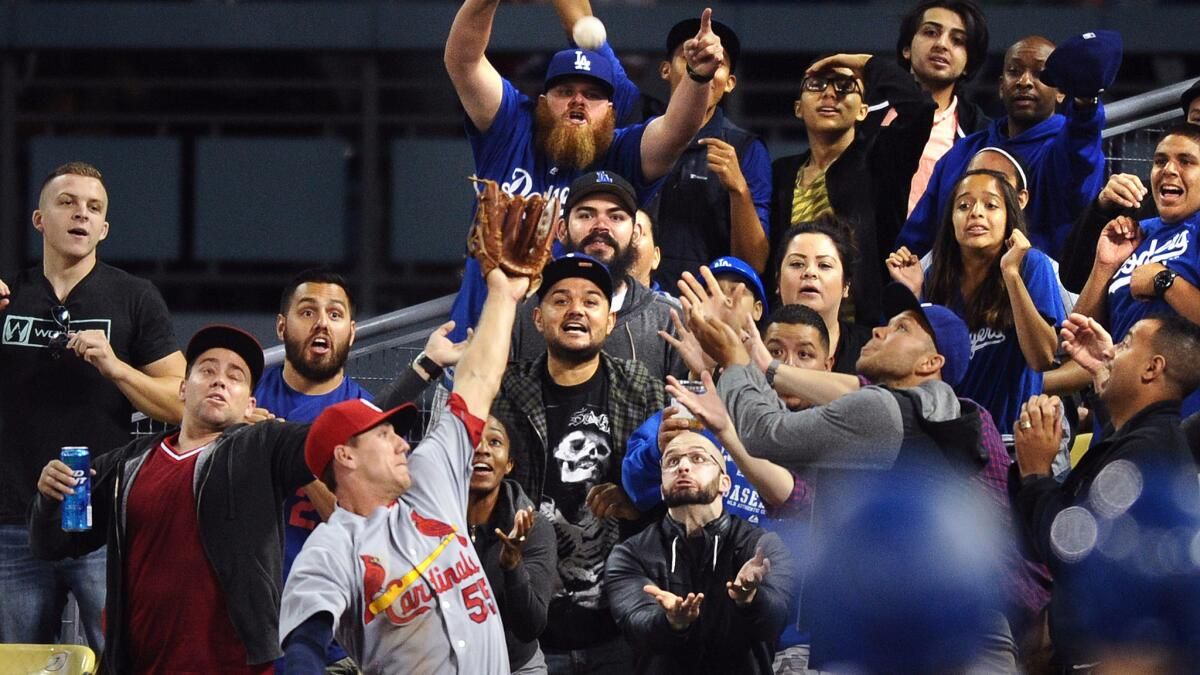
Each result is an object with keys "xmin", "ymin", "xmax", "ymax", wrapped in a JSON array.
[
  {"xmin": 564, "ymin": 170, "xmax": 638, "ymax": 216},
  {"xmin": 537, "ymin": 253, "xmax": 614, "ymax": 301},
  {"xmin": 545, "ymin": 48, "xmax": 615, "ymax": 99},
  {"xmin": 305, "ymin": 398, "xmax": 421, "ymax": 479},
  {"xmin": 881, "ymin": 283, "xmax": 971, "ymax": 389},
  {"xmin": 186, "ymin": 325, "xmax": 265, "ymax": 389}
]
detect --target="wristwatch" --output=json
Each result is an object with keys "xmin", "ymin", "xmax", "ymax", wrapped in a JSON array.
[
  {"xmin": 412, "ymin": 351, "xmax": 444, "ymax": 382},
  {"xmin": 1153, "ymin": 267, "xmax": 1178, "ymax": 299},
  {"xmin": 765, "ymin": 359, "xmax": 782, "ymax": 387}
]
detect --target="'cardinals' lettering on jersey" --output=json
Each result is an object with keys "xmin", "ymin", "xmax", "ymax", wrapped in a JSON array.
[{"xmin": 281, "ymin": 406, "xmax": 511, "ymax": 674}]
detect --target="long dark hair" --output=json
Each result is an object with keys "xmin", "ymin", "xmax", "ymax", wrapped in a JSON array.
[{"xmin": 926, "ymin": 169, "xmax": 1027, "ymax": 332}]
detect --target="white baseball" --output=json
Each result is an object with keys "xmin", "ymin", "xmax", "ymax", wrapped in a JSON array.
[{"xmin": 572, "ymin": 16, "xmax": 607, "ymax": 51}]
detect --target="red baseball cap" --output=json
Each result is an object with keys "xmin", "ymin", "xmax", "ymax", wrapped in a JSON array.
[{"xmin": 305, "ymin": 399, "xmax": 421, "ymax": 480}]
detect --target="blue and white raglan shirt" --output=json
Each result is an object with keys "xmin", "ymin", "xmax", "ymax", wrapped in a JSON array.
[
  {"xmin": 934, "ymin": 249, "xmax": 1066, "ymax": 439},
  {"xmin": 1107, "ymin": 213, "xmax": 1200, "ymax": 416},
  {"xmin": 447, "ymin": 47, "xmax": 663, "ymax": 342},
  {"xmin": 254, "ymin": 364, "xmax": 372, "ymax": 671}
]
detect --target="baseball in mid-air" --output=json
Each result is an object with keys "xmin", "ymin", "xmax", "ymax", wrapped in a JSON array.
[{"xmin": 572, "ymin": 16, "xmax": 607, "ymax": 50}]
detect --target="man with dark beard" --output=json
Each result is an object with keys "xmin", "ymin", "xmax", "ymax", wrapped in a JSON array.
[
  {"xmin": 511, "ymin": 171, "xmax": 685, "ymax": 380},
  {"xmin": 444, "ymin": 1, "xmax": 725, "ymax": 342},
  {"xmin": 252, "ymin": 268, "xmax": 468, "ymax": 674},
  {"xmin": 604, "ymin": 428, "xmax": 793, "ymax": 675},
  {"xmin": 491, "ymin": 254, "xmax": 666, "ymax": 673}
]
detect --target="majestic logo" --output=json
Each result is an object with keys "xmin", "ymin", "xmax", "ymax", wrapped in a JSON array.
[
  {"xmin": 573, "ymin": 50, "xmax": 592, "ymax": 72},
  {"xmin": 2, "ymin": 315, "xmax": 112, "ymax": 348},
  {"xmin": 1109, "ymin": 230, "xmax": 1190, "ymax": 294},
  {"xmin": 359, "ymin": 510, "xmax": 496, "ymax": 627}
]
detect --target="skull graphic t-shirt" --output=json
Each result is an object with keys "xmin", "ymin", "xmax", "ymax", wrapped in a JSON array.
[{"xmin": 539, "ymin": 364, "xmax": 617, "ymax": 615}]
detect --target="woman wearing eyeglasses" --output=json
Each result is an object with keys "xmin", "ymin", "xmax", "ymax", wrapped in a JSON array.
[{"xmin": 768, "ymin": 54, "xmax": 938, "ymax": 329}]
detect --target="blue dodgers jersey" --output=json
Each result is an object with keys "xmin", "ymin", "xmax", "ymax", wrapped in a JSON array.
[
  {"xmin": 449, "ymin": 75, "xmax": 660, "ymax": 340},
  {"xmin": 935, "ymin": 249, "xmax": 1066, "ymax": 436},
  {"xmin": 1107, "ymin": 214, "xmax": 1200, "ymax": 416},
  {"xmin": 254, "ymin": 364, "xmax": 372, "ymax": 670}
]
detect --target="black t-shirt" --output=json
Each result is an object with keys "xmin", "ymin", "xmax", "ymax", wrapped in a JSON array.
[
  {"xmin": 0, "ymin": 262, "xmax": 177, "ymax": 524},
  {"xmin": 538, "ymin": 362, "xmax": 620, "ymax": 647}
]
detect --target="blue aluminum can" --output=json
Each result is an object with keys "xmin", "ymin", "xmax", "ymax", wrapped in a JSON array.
[{"xmin": 60, "ymin": 447, "xmax": 92, "ymax": 532}]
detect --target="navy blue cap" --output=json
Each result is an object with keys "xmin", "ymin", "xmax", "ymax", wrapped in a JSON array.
[
  {"xmin": 565, "ymin": 170, "xmax": 638, "ymax": 217},
  {"xmin": 882, "ymin": 283, "xmax": 971, "ymax": 389},
  {"xmin": 665, "ymin": 18, "xmax": 740, "ymax": 73},
  {"xmin": 544, "ymin": 48, "xmax": 615, "ymax": 99},
  {"xmin": 707, "ymin": 256, "xmax": 768, "ymax": 314},
  {"xmin": 538, "ymin": 253, "xmax": 614, "ymax": 301},
  {"xmin": 1040, "ymin": 30, "xmax": 1123, "ymax": 98}
]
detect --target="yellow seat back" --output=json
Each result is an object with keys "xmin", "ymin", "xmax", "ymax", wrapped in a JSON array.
[{"xmin": 0, "ymin": 643, "xmax": 96, "ymax": 675}]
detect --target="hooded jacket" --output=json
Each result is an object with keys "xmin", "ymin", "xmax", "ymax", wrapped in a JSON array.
[
  {"xmin": 605, "ymin": 510, "xmax": 794, "ymax": 675},
  {"xmin": 898, "ymin": 100, "xmax": 1106, "ymax": 260},
  {"xmin": 470, "ymin": 478, "xmax": 559, "ymax": 672},
  {"xmin": 510, "ymin": 275, "xmax": 686, "ymax": 381},
  {"xmin": 29, "ymin": 422, "xmax": 312, "ymax": 674}
]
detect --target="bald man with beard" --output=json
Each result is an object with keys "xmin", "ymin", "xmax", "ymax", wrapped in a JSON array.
[{"xmin": 444, "ymin": 1, "xmax": 725, "ymax": 338}]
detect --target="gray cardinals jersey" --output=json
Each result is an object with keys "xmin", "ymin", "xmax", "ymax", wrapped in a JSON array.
[{"xmin": 280, "ymin": 403, "xmax": 510, "ymax": 674}]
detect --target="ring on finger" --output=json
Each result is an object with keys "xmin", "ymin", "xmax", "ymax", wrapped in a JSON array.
[{"xmin": 1019, "ymin": 420, "xmax": 1033, "ymax": 430}]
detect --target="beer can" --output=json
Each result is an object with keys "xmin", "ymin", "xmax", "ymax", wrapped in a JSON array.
[{"xmin": 60, "ymin": 447, "xmax": 92, "ymax": 532}]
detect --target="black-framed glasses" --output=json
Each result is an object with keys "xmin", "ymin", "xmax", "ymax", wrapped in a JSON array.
[
  {"xmin": 801, "ymin": 75, "xmax": 861, "ymax": 96},
  {"xmin": 48, "ymin": 304, "xmax": 70, "ymax": 359}
]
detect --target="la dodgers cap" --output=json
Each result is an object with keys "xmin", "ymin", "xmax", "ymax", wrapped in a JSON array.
[
  {"xmin": 537, "ymin": 253, "xmax": 614, "ymax": 301},
  {"xmin": 1040, "ymin": 30, "xmax": 1123, "ymax": 98},
  {"xmin": 544, "ymin": 48, "xmax": 615, "ymax": 99},
  {"xmin": 305, "ymin": 398, "xmax": 422, "ymax": 480},
  {"xmin": 564, "ymin": 170, "xmax": 638, "ymax": 217},
  {"xmin": 707, "ymin": 256, "xmax": 768, "ymax": 314},
  {"xmin": 185, "ymin": 325, "xmax": 265, "ymax": 389},
  {"xmin": 665, "ymin": 17, "xmax": 741, "ymax": 73},
  {"xmin": 881, "ymin": 283, "xmax": 971, "ymax": 389}
]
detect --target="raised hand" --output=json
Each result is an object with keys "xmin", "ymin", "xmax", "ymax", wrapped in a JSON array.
[
  {"xmin": 659, "ymin": 308, "xmax": 717, "ymax": 377},
  {"xmin": 496, "ymin": 506, "xmax": 535, "ymax": 570},
  {"xmin": 1014, "ymin": 394, "xmax": 1063, "ymax": 478},
  {"xmin": 1097, "ymin": 173, "xmax": 1147, "ymax": 211},
  {"xmin": 805, "ymin": 53, "xmax": 872, "ymax": 79},
  {"xmin": 1095, "ymin": 216, "xmax": 1141, "ymax": 270},
  {"xmin": 1059, "ymin": 312, "xmax": 1114, "ymax": 385},
  {"xmin": 643, "ymin": 584, "xmax": 704, "ymax": 631},
  {"xmin": 424, "ymin": 320, "xmax": 472, "ymax": 368},
  {"xmin": 886, "ymin": 246, "xmax": 924, "ymax": 297},
  {"xmin": 680, "ymin": 294, "xmax": 748, "ymax": 369},
  {"xmin": 585, "ymin": 482, "xmax": 640, "ymax": 521},
  {"xmin": 727, "ymin": 545, "xmax": 770, "ymax": 605},
  {"xmin": 1000, "ymin": 229, "xmax": 1032, "ymax": 278},
  {"xmin": 665, "ymin": 371, "xmax": 733, "ymax": 436},
  {"xmin": 742, "ymin": 313, "xmax": 773, "ymax": 373},
  {"xmin": 658, "ymin": 405, "xmax": 694, "ymax": 451},
  {"xmin": 682, "ymin": 8, "xmax": 724, "ymax": 80}
]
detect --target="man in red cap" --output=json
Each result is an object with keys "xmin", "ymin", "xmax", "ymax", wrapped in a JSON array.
[
  {"xmin": 279, "ymin": 268, "xmax": 532, "ymax": 674},
  {"xmin": 30, "ymin": 323, "xmax": 316, "ymax": 674}
]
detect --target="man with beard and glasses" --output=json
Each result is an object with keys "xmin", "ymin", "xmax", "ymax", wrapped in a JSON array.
[
  {"xmin": 252, "ymin": 268, "xmax": 470, "ymax": 674},
  {"xmin": 511, "ymin": 171, "xmax": 685, "ymax": 380},
  {"xmin": 443, "ymin": 1, "xmax": 725, "ymax": 343},
  {"xmin": 605, "ymin": 427, "xmax": 793, "ymax": 675},
  {"xmin": 491, "ymin": 254, "xmax": 666, "ymax": 673}
]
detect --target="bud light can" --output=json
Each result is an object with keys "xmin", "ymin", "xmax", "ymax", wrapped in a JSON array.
[{"xmin": 60, "ymin": 447, "xmax": 92, "ymax": 532}]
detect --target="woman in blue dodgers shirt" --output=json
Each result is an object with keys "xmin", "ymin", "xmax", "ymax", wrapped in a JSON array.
[
  {"xmin": 888, "ymin": 169, "xmax": 1065, "ymax": 441},
  {"xmin": 1074, "ymin": 123, "xmax": 1200, "ymax": 417}
]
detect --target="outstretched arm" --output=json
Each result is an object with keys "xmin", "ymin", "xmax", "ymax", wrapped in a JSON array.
[
  {"xmin": 452, "ymin": 269, "xmax": 529, "ymax": 419},
  {"xmin": 444, "ymin": 0, "xmax": 506, "ymax": 132},
  {"xmin": 639, "ymin": 8, "xmax": 723, "ymax": 181}
]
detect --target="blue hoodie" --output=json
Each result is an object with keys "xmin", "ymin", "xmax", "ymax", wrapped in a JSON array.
[{"xmin": 898, "ymin": 100, "xmax": 1106, "ymax": 261}]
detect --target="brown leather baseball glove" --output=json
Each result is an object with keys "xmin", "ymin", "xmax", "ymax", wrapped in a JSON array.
[{"xmin": 468, "ymin": 177, "xmax": 558, "ymax": 296}]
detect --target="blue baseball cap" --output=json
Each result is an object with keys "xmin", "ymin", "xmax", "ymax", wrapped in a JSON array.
[
  {"xmin": 1040, "ymin": 30, "xmax": 1123, "ymax": 98},
  {"xmin": 544, "ymin": 48, "xmax": 615, "ymax": 99},
  {"xmin": 881, "ymin": 283, "xmax": 971, "ymax": 389},
  {"xmin": 707, "ymin": 256, "xmax": 768, "ymax": 314},
  {"xmin": 538, "ymin": 253, "xmax": 614, "ymax": 301}
]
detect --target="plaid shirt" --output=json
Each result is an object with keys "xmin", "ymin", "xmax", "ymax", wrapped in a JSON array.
[{"xmin": 491, "ymin": 352, "xmax": 666, "ymax": 504}]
